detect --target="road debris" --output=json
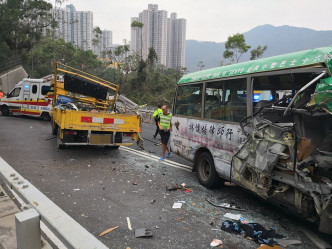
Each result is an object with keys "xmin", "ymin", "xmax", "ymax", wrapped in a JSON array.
[
  {"xmin": 99, "ymin": 226, "xmax": 119, "ymax": 237},
  {"xmin": 135, "ymin": 228, "xmax": 153, "ymax": 238},
  {"xmin": 166, "ymin": 183, "xmax": 193, "ymax": 192},
  {"xmin": 257, "ymin": 245, "xmax": 282, "ymax": 249},
  {"xmin": 223, "ymin": 213, "xmax": 248, "ymax": 224},
  {"xmin": 210, "ymin": 239, "xmax": 223, "ymax": 247},
  {"xmin": 277, "ymin": 239, "xmax": 301, "ymax": 247},
  {"xmin": 73, "ymin": 188, "xmax": 80, "ymax": 191},
  {"xmin": 172, "ymin": 202, "xmax": 183, "ymax": 209},
  {"xmin": 176, "ymin": 217, "xmax": 184, "ymax": 221},
  {"xmin": 126, "ymin": 217, "xmax": 132, "ymax": 230},
  {"xmin": 206, "ymin": 198, "xmax": 244, "ymax": 211},
  {"xmin": 151, "ymin": 199, "xmax": 156, "ymax": 204},
  {"xmin": 221, "ymin": 220, "xmax": 283, "ymax": 246},
  {"xmin": 223, "ymin": 213, "xmax": 241, "ymax": 220}
]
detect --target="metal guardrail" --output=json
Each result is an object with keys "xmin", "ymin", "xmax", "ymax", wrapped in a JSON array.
[{"xmin": 0, "ymin": 157, "xmax": 108, "ymax": 249}]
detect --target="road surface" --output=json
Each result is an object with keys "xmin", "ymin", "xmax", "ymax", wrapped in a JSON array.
[{"xmin": 0, "ymin": 115, "xmax": 331, "ymax": 249}]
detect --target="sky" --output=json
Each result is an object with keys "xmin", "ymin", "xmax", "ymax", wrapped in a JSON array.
[{"xmin": 55, "ymin": 0, "xmax": 332, "ymax": 44}]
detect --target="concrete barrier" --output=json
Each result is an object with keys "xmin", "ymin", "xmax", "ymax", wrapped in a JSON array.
[
  {"xmin": 0, "ymin": 66, "xmax": 28, "ymax": 94},
  {"xmin": 139, "ymin": 109, "xmax": 155, "ymax": 124}
]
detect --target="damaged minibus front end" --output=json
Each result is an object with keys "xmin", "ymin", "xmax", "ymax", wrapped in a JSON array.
[{"xmin": 232, "ymin": 76, "xmax": 332, "ymax": 234}]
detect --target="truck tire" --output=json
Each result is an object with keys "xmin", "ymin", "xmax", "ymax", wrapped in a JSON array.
[
  {"xmin": 51, "ymin": 121, "xmax": 57, "ymax": 135},
  {"xmin": 104, "ymin": 146, "xmax": 120, "ymax": 149},
  {"xmin": 57, "ymin": 127, "xmax": 65, "ymax": 149},
  {"xmin": 197, "ymin": 151, "xmax": 222, "ymax": 189},
  {"xmin": 1, "ymin": 106, "xmax": 10, "ymax": 116}
]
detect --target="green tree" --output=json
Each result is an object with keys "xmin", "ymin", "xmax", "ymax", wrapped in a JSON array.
[
  {"xmin": 92, "ymin": 26, "xmax": 103, "ymax": 55},
  {"xmin": 131, "ymin": 21, "xmax": 144, "ymax": 60},
  {"xmin": 197, "ymin": 61, "xmax": 205, "ymax": 71},
  {"xmin": 0, "ymin": 0, "xmax": 57, "ymax": 55},
  {"xmin": 250, "ymin": 45, "xmax": 268, "ymax": 60},
  {"xmin": 223, "ymin": 33, "xmax": 251, "ymax": 64}
]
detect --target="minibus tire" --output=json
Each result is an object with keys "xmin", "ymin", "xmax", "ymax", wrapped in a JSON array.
[
  {"xmin": 41, "ymin": 112, "xmax": 51, "ymax": 121},
  {"xmin": 197, "ymin": 151, "xmax": 219, "ymax": 188},
  {"xmin": 1, "ymin": 106, "xmax": 10, "ymax": 116},
  {"xmin": 57, "ymin": 128, "xmax": 65, "ymax": 149}
]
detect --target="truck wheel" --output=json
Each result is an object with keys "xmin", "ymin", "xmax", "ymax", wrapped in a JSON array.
[
  {"xmin": 197, "ymin": 152, "xmax": 221, "ymax": 189},
  {"xmin": 41, "ymin": 112, "xmax": 51, "ymax": 121},
  {"xmin": 51, "ymin": 121, "xmax": 57, "ymax": 135},
  {"xmin": 57, "ymin": 127, "xmax": 65, "ymax": 149},
  {"xmin": 104, "ymin": 146, "xmax": 120, "ymax": 149},
  {"xmin": 1, "ymin": 106, "xmax": 10, "ymax": 116}
]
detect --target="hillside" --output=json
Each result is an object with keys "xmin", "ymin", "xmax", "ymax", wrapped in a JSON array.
[{"xmin": 185, "ymin": 24, "xmax": 332, "ymax": 73}]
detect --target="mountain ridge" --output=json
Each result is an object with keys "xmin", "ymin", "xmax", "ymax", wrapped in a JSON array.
[{"xmin": 185, "ymin": 24, "xmax": 332, "ymax": 73}]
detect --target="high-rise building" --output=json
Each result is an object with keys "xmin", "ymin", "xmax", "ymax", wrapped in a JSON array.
[
  {"xmin": 131, "ymin": 4, "xmax": 186, "ymax": 69},
  {"xmin": 167, "ymin": 13, "xmax": 186, "ymax": 69},
  {"xmin": 55, "ymin": 4, "xmax": 93, "ymax": 50},
  {"xmin": 93, "ymin": 29, "xmax": 113, "ymax": 57}
]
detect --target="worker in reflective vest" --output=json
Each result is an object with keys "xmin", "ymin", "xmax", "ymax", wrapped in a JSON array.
[
  {"xmin": 152, "ymin": 104, "xmax": 163, "ymax": 139},
  {"xmin": 158, "ymin": 105, "xmax": 172, "ymax": 161}
]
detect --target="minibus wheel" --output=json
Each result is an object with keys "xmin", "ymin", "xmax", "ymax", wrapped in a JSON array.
[{"xmin": 197, "ymin": 151, "xmax": 219, "ymax": 188}]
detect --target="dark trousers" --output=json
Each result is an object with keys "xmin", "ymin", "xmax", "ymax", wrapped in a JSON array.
[{"xmin": 154, "ymin": 119, "xmax": 160, "ymax": 137}]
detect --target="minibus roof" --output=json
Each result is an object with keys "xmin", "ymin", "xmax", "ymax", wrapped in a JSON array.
[{"xmin": 178, "ymin": 45, "xmax": 332, "ymax": 84}]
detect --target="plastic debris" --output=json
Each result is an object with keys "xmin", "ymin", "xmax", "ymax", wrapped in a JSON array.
[
  {"xmin": 206, "ymin": 198, "xmax": 243, "ymax": 211},
  {"xmin": 221, "ymin": 220, "xmax": 283, "ymax": 246},
  {"xmin": 73, "ymin": 188, "xmax": 80, "ymax": 191},
  {"xmin": 277, "ymin": 239, "xmax": 301, "ymax": 247},
  {"xmin": 240, "ymin": 216, "xmax": 248, "ymax": 224},
  {"xmin": 135, "ymin": 228, "xmax": 153, "ymax": 238},
  {"xmin": 210, "ymin": 239, "xmax": 223, "ymax": 247},
  {"xmin": 172, "ymin": 202, "xmax": 183, "ymax": 209},
  {"xmin": 224, "ymin": 213, "xmax": 241, "ymax": 220},
  {"xmin": 99, "ymin": 226, "xmax": 119, "ymax": 237},
  {"xmin": 126, "ymin": 217, "xmax": 132, "ymax": 231}
]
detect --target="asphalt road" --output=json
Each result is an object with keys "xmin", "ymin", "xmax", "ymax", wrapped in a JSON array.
[{"xmin": 0, "ymin": 115, "xmax": 331, "ymax": 249}]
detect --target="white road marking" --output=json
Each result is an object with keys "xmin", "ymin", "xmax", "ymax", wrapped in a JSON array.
[{"xmin": 119, "ymin": 146, "xmax": 192, "ymax": 172}]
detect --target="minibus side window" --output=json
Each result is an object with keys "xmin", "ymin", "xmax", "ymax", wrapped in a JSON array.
[
  {"xmin": 175, "ymin": 84, "xmax": 203, "ymax": 117},
  {"xmin": 205, "ymin": 78, "xmax": 247, "ymax": 122}
]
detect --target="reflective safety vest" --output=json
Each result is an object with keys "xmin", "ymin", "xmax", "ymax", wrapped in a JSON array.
[
  {"xmin": 153, "ymin": 108, "xmax": 163, "ymax": 118},
  {"xmin": 159, "ymin": 113, "xmax": 172, "ymax": 130}
]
